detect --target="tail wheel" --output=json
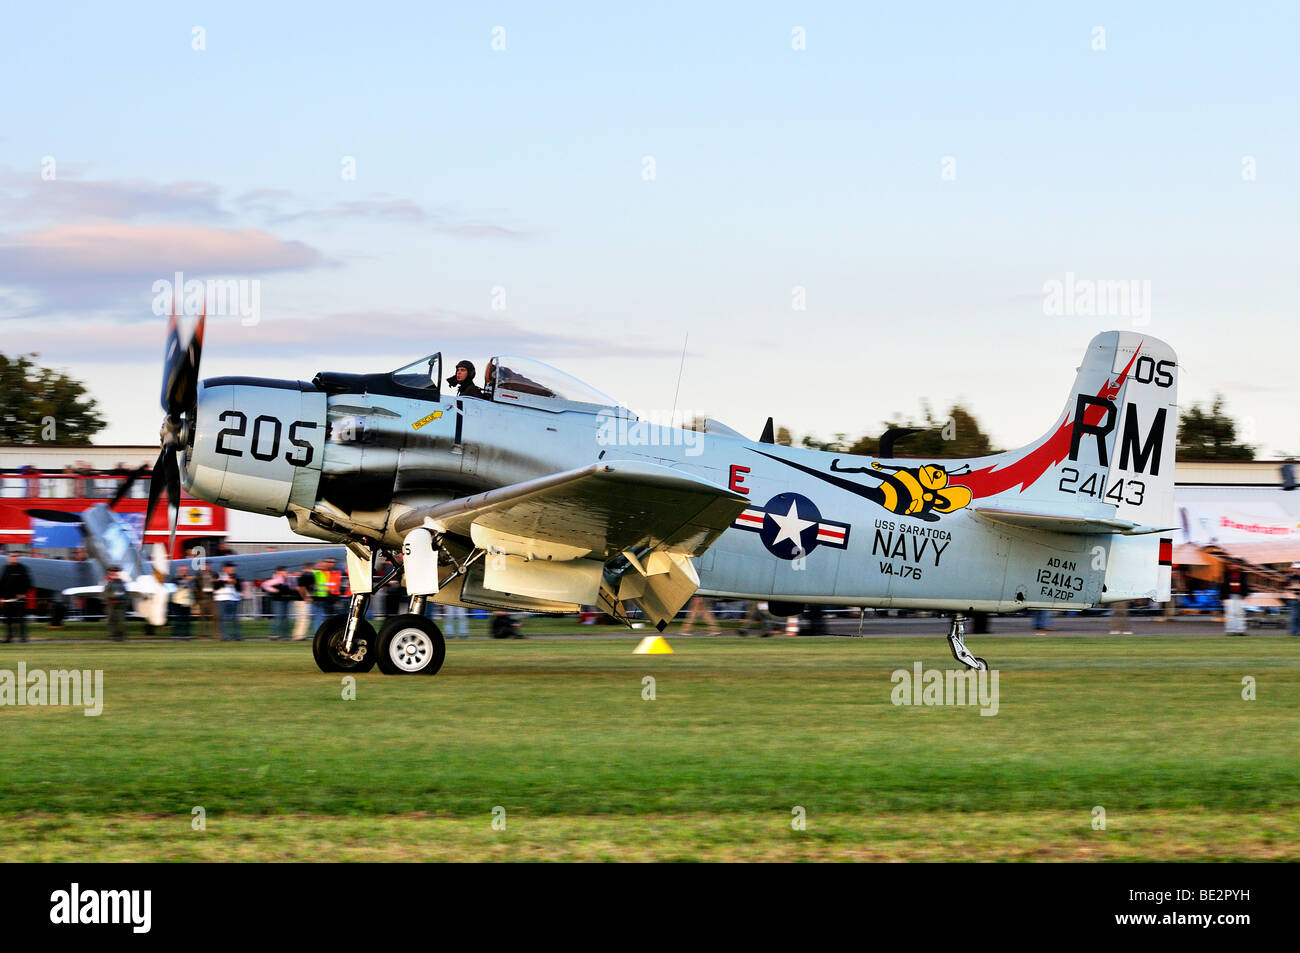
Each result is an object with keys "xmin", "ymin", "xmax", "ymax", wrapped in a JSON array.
[
  {"xmin": 312, "ymin": 615, "xmax": 377, "ymax": 673},
  {"xmin": 376, "ymin": 614, "xmax": 446, "ymax": 676}
]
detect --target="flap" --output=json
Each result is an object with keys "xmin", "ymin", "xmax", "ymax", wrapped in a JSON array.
[{"xmin": 394, "ymin": 460, "xmax": 749, "ymax": 560}]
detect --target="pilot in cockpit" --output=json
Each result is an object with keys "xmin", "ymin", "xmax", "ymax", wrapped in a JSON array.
[{"xmin": 446, "ymin": 360, "xmax": 483, "ymax": 398}]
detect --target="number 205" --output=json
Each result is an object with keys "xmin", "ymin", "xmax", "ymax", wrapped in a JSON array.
[{"xmin": 214, "ymin": 411, "xmax": 317, "ymax": 467}]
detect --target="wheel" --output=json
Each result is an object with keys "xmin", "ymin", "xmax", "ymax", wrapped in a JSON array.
[
  {"xmin": 973, "ymin": 657, "xmax": 989, "ymax": 671},
  {"xmin": 312, "ymin": 615, "xmax": 377, "ymax": 673},
  {"xmin": 376, "ymin": 614, "xmax": 446, "ymax": 675}
]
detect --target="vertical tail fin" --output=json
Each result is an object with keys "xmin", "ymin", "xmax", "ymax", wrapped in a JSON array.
[{"xmin": 948, "ymin": 331, "xmax": 1178, "ymax": 601}]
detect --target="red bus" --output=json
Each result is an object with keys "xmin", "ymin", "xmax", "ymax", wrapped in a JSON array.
[{"xmin": 0, "ymin": 451, "xmax": 228, "ymax": 559}]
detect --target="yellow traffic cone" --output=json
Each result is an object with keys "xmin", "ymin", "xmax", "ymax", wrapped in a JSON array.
[{"xmin": 633, "ymin": 635, "xmax": 674, "ymax": 655}]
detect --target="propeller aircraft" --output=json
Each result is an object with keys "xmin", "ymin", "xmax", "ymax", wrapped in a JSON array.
[{"xmin": 144, "ymin": 315, "xmax": 1177, "ymax": 676}]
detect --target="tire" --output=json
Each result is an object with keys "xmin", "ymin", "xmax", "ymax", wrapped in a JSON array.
[
  {"xmin": 312, "ymin": 615, "xmax": 378, "ymax": 673},
  {"xmin": 376, "ymin": 614, "xmax": 446, "ymax": 676}
]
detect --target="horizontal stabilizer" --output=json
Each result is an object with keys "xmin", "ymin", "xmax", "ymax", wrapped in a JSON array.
[
  {"xmin": 63, "ymin": 585, "xmax": 107, "ymax": 597},
  {"xmin": 974, "ymin": 506, "xmax": 1175, "ymax": 536}
]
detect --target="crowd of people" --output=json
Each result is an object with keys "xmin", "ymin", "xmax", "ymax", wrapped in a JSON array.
[
  {"xmin": 162, "ymin": 555, "xmax": 474, "ymax": 642},
  {"xmin": 0, "ymin": 549, "xmax": 515, "ymax": 642},
  {"xmin": 3, "ymin": 543, "xmax": 1299, "ymax": 642}
]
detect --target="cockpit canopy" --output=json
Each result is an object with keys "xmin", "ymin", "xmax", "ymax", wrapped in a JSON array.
[
  {"xmin": 485, "ymin": 356, "xmax": 620, "ymax": 412},
  {"xmin": 374, "ymin": 353, "xmax": 626, "ymax": 414},
  {"xmin": 390, "ymin": 353, "xmax": 442, "ymax": 391}
]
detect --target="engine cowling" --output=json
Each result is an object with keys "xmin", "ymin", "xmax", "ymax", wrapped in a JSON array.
[{"xmin": 182, "ymin": 378, "xmax": 327, "ymax": 518}]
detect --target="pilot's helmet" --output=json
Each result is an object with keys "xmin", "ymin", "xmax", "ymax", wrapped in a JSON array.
[{"xmin": 456, "ymin": 360, "xmax": 476, "ymax": 378}]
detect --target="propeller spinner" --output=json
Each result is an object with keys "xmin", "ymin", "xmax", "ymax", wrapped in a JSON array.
[{"xmin": 146, "ymin": 300, "xmax": 205, "ymax": 555}]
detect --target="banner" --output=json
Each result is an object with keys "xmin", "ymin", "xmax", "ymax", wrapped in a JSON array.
[{"xmin": 29, "ymin": 518, "xmax": 82, "ymax": 549}]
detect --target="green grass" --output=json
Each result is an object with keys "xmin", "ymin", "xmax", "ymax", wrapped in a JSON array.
[
  {"xmin": 1, "ymin": 634, "xmax": 1297, "ymax": 860},
  {"xmin": 21, "ymin": 615, "xmax": 730, "ymax": 640}
]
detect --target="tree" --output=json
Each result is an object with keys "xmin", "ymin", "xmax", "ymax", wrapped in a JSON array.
[
  {"xmin": 846, "ymin": 402, "xmax": 998, "ymax": 458},
  {"xmin": 775, "ymin": 425, "xmax": 792, "ymax": 447},
  {"xmin": 800, "ymin": 432, "xmax": 848, "ymax": 452},
  {"xmin": 1177, "ymin": 394, "xmax": 1255, "ymax": 460},
  {"xmin": 0, "ymin": 353, "xmax": 106, "ymax": 444}
]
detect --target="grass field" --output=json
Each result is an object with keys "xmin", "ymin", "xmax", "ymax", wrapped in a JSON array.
[{"xmin": 1, "ymin": 631, "xmax": 1297, "ymax": 861}]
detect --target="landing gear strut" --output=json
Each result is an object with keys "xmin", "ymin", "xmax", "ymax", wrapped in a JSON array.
[
  {"xmin": 946, "ymin": 614, "xmax": 988, "ymax": 671},
  {"xmin": 313, "ymin": 545, "xmax": 402, "ymax": 674}
]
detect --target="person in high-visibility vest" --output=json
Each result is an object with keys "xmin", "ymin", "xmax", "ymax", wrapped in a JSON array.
[
  {"xmin": 312, "ymin": 561, "xmax": 332, "ymax": 629},
  {"xmin": 321, "ymin": 558, "xmax": 343, "ymax": 620},
  {"xmin": 327, "ymin": 564, "xmax": 343, "ymax": 598}
]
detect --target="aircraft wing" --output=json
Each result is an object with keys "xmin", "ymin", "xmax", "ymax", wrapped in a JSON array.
[
  {"xmin": 174, "ymin": 546, "xmax": 348, "ymax": 577},
  {"xmin": 17, "ymin": 557, "xmax": 98, "ymax": 593},
  {"xmin": 395, "ymin": 461, "xmax": 749, "ymax": 560}
]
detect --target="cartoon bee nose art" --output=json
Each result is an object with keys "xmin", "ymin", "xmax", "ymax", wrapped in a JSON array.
[{"xmin": 817, "ymin": 459, "xmax": 974, "ymax": 522}]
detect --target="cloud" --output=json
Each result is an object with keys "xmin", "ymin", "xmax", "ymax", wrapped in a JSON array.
[
  {"xmin": 440, "ymin": 223, "xmax": 525, "ymax": 238},
  {"xmin": 229, "ymin": 188, "xmax": 296, "ymax": 218},
  {"xmin": 0, "ymin": 224, "xmax": 327, "ymax": 313},
  {"xmin": 232, "ymin": 188, "xmax": 527, "ymax": 237},
  {"xmin": 259, "ymin": 197, "xmax": 430, "ymax": 224},
  {"xmin": 0, "ymin": 169, "xmax": 525, "ymax": 237},
  {"xmin": 0, "ymin": 170, "xmax": 528, "ymax": 317},
  {"xmin": 0, "ymin": 169, "xmax": 226, "ymax": 223},
  {"xmin": 6, "ymin": 308, "xmax": 674, "ymax": 364},
  {"xmin": 244, "ymin": 309, "xmax": 663, "ymax": 358}
]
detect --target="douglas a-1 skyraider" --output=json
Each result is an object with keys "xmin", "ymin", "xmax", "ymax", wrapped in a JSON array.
[{"xmin": 146, "ymin": 314, "xmax": 1177, "ymax": 676}]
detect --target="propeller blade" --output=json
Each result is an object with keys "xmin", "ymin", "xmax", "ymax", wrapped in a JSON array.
[
  {"xmin": 161, "ymin": 298, "xmax": 186, "ymax": 414},
  {"xmin": 151, "ymin": 542, "xmax": 171, "ymax": 583},
  {"xmin": 153, "ymin": 295, "xmax": 203, "ymax": 559},
  {"xmin": 25, "ymin": 508, "xmax": 84, "ymax": 524},
  {"xmin": 179, "ymin": 305, "xmax": 205, "ymax": 411},
  {"xmin": 108, "ymin": 465, "xmax": 149, "ymax": 509},
  {"xmin": 129, "ymin": 576, "xmax": 172, "ymax": 627},
  {"xmin": 161, "ymin": 298, "xmax": 206, "ymax": 415},
  {"xmin": 166, "ymin": 449, "xmax": 181, "ymax": 557},
  {"xmin": 144, "ymin": 447, "xmax": 169, "ymax": 530}
]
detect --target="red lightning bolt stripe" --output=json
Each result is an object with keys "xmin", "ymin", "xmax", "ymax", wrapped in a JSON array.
[{"xmin": 951, "ymin": 343, "xmax": 1142, "ymax": 499}]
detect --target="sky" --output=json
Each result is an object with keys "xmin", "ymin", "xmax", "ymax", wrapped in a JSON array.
[{"xmin": 2, "ymin": 1, "xmax": 1298, "ymax": 456}]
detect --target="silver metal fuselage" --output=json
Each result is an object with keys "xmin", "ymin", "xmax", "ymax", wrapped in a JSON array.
[{"xmin": 178, "ymin": 375, "xmax": 1145, "ymax": 614}]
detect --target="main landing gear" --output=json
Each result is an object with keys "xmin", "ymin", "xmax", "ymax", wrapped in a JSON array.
[
  {"xmin": 946, "ymin": 614, "xmax": 988, "ymax": 671},
  {"xmin": 312, "ymin": 532, "xmax": 472, "ymax": 676},
  {"xmin": 312, "ymin": 596, "xmax": 448, "ymax": 676},
  {"xmin": 312, "ymin": 566, "xmax": 450, "ymax": 677}
]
